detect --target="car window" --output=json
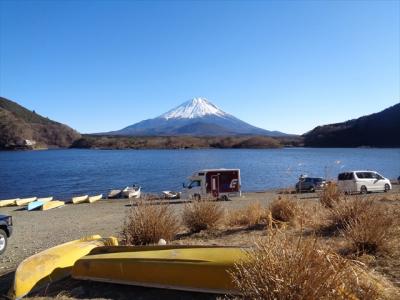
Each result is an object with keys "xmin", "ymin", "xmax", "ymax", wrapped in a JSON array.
[
  {"xmin": 189, "ymin": 180, "xmax": 201, "ymax": 188},
  {"xmin": 356, "ymin": 172, "xmax": 364, "ymax": 179}
]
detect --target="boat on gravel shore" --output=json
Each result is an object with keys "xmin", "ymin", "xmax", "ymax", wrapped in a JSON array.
[
  {"xmin": 107, "ymin": 189, "xmax": 122, "ymax": 199},
  {"xmin": 87, "ymin": 194, "xmax": 103, "ymax": 203},
  {"xmin": 122, "ymin": 185, "xmax": 141, "ymax": 199},
  {"xmin": 37, "ymin": 196, "xmax": 53, "ymax": 202},
  {"xmin": 10, "ymin": 235, "xmax": 118, "ymax": 299},
  {"xmin": 0, "ymin": 198, "xmax": 18, "ymax": 207},
  {"xmin": 15, "ymin": 197, "xmax": 37, "ymax": 206},
  {"xmin": 72, "ymin": 195, "xmax": 89, "ymax": 204},
  {"xmin": 72, "ymin": 246, "xmax": 246, "ymax": 294},
  {"xmin": 41, "ymin": 200, "xmax": 65, "ymax": 211}
]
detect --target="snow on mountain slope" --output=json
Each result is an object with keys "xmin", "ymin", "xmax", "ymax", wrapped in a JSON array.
[
  {"xmin": 104, "ymin": 97, "xmax": 288, "ymax": 137},
  {"xmin": 160, "ymin": 97, "xmax": 228, "ymax": 119}
]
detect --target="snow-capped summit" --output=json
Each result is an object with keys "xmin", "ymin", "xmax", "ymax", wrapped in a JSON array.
[
  {"xmin": 160, "ymin": 97, "xmax": 228, "ymax": 120},
  {"xmin": 105, "ymin": 97, "xmax": 288, "ymax": 137}
]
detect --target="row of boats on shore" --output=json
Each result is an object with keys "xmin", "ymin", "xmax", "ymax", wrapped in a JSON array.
[
  {"xmin": 0, "ymin": 185, "xmax": 143, "ymax": 211},
  {"xmin": 0, "ymin": 195, "xmax": 105, "ymax": 211}
]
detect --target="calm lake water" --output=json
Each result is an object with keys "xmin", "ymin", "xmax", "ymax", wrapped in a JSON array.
[{"xmin": 0, "ymin": 148, "xmax": 399, "ymax": 199}]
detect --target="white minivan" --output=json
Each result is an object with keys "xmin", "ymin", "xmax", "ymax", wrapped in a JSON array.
[{"xmin": 337, "ymin": 171, "xmax": 392, "ymax": 194}]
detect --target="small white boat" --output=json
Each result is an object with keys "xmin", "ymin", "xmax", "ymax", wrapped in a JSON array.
[
  {"xmin": 108, "ymin": 189, "xmax": 122, "ymax": 199},
  {"xmin": 37, "ymin": 197, "xmax": 53, "ymax": 203},
  {"xmin": 72, "ymin": 195, "xmax": 89, "ymax": 204},
  {"xmin": 122, "ymin": 185, "xmax": 141, "ymax": 199},
  {"xmin": 0, "ymin": 198, "xmax": 18, "ymax": 207},
  {"xmin": 162, "ymin": 191, "xmax": 181, "ymax": 199},
  {"xmin": 16, "ymin": 197, "xmax": 37, "ymax": 206},
  {"xmin": 87, "ymin": 194, "xmax": 103, "ymax": 203}
]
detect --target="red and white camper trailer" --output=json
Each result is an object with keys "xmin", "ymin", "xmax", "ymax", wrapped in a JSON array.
[{"xmin": 182, "ymin": 169, "xmax": 241, "ymax": 200}]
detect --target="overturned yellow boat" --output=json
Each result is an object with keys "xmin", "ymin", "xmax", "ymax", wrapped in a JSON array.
[
  {"xmin": 10, "ymin": 235, "xmax": 118, "ymax": 300},
  {"xmin": 87, "ymin": 194, "xmax": 103, "ymax": 203},
  {"xmin": 72, "ymin": 246, "xmax": 247, "ymax": 294},
  {"xmin": 0, "ymin": 198, "xmax": 18, "ymax": 207},
  {"xmin": 41, "ymin": 200, "xmax": 65, "ymax": 211},
  {"xmin": 72, "ymin": 195, "xmax": 88, "ymax": 204},
  {"xmin": 15, "ymin": 197, "xmax": 37, "ymax": 206}
]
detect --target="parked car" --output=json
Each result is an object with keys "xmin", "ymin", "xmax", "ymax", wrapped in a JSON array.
[
  {"xmin": 0, "ymin": 215, "xmax": 13, "ymax": 255},
  {"xmin": 337, "ymin": 171, "xmax": 392, "ymax": 194},
  {"xmin": 295, "ymin": 177, "xmax": 326, "ymax": 193}
]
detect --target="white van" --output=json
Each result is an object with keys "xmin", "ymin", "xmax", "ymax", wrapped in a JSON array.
[{"xmin": 337, "ymin": 171, "xmax": 392, "ymax": 194}]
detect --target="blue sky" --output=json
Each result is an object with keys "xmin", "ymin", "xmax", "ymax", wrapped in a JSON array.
[{"xmin": 0, "ymin": 1, "xmax": 399, "ymax": 134}]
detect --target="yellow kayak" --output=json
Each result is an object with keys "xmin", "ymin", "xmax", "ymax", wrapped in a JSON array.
[
  {"xmin": 87, "ymin": 194, "xmax": 103, "ymax": 203},
  {"xmin": 0, "ymin": 198, "xmax": 18, "ymax": 207},
  {"xmin": 41, "ymin": 200, "xmax": 65, "ymax": 211},
  {"xmin": 72, "ymin": 195, "xmax": 88, "ymax": 204},
  {"xmin": 72, "ymin": 247, "xmax": 247, "ymax": 294},
  {"xmin": 37, "ymin": 196, "xmax": 53, "ymax": 202},
  {"xmin": 10, "ymin": 235, "xmax": 118, "ymax": 300},
  {"xmin": 15, "ymin": 197, "xmax": 37, "ymax": 206}
]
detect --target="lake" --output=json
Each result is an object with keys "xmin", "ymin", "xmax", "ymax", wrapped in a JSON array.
[{"xmin": 0, "ymin": 148, "xmax": 399, "ymax": 199}]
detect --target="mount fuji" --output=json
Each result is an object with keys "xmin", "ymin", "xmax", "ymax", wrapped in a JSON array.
[{"xmin": 106, "ymin": 98, "xmax": 287, "ymax": 137}]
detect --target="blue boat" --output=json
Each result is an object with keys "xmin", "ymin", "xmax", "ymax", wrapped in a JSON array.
[{"xmin": 27, "ymin": 201, "xmax": 44, "ymax": 211}]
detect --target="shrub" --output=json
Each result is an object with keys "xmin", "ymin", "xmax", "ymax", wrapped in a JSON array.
[
  {"xmin": 226, "ymin": 202, "xmax": 269, "ymax": 228},
  {"xmin": 319, "ymin": 182, "xmax": 341, "ymax": 208},
  {"xmin": 230, "ymin": 232, "xmax": 395, "ymax": 299},
  {"xmin": 182, "ymin": 200, "xmax": 224, "ymax": 233},
  {"xmin": 325, "ymin": 198, "xmax": 373, "ymax": 234},
  {"xmin": 342, "ymin": 204, "xmax": 399, "ymax": 255},
  {"xmin": 269, "ymin": 196, "xmax": 298, "ymax": 225},
  {"xmin": 120, "ymin": 201, "xmax": 179, "ymax": 245}
]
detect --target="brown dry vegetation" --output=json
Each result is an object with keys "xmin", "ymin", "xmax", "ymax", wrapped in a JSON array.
[
  {"xmin": 120, "ymin": 201, "xmax": 179, "ymax": 245},
  {"xmin": 182, "ymin": 200, "xmax": 225, "ymax": 233},
  {"xmin": 225, "ymin": 202, "xmax": 270, "ymax": 228},
  {"xmin": 231, "ymin": 231, "xmax": 399, "ymax": 300},
  {"xmin": 319, "ymin": 182, "xmax": 341, "ymax": 208},
  {"xmin": 269, "ymin": 196, "xmax": 299, "ymax": 225}
]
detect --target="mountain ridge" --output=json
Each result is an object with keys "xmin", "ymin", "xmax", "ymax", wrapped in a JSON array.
[
  {"xmin": 104, "ymin": 97, "xmax": 288, "ymax": 137},
  {"xmin": 0, "ymin": 97, "xmax": 81, "ymax": 149},
  {"xmin": 303, "ymin": 103, "xmax": 400, "ymax": 147}
]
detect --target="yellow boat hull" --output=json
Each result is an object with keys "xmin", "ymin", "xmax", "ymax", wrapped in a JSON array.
[
  {"xmin": 72, "ymin": 247, "xmax": 247, "ymax": 294},
  {"xmin": 10, "ymin": 235, "xmax": 118, "ymax": 299},
  {"xmin": 72, "ymin": 195, "xmax": 88, "ymax": 204},
  {"xmin": 87, "ymin": 194, "xmax": 103, "ymax": 203},
  {"xmin": 0, "ymin": 198, "xmax": 18, "ymax": 207},
  {"xmin": 41, "ymin": 200, "xmax": 65, "ymax": 210},
  {"xmin": 15, "ymin": 197, "xmax": 37, "ymax": 206}
]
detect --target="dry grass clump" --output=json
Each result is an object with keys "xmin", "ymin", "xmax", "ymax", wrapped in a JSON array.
[
  {"xmin": 230, "ymin": 232, "xmax": 398, "ymax": 299},
  {"xmin": 226, "ymin": 202, "xmax": 270, "ymax": 228},
  {"xmin": 323, "ymin": 198, "xmax": 373, "ymax": 234},
  {"xmin": 319, "ymin": 182, "xmax": 341, "ymax": 208},
  {"xmin": 120, "ymin": 201, "xmax": 179, "ymax": 245},
  {"xmin": 342, "ymin": 204, "xmax": 399, "ymax": 256},
  {"xmin": 182, "ymin": 200, "xmax": 224, "ymax": 233},
  {"xmin": 269, "ymin": 196, "xmax": 298, "ymax": 225}
]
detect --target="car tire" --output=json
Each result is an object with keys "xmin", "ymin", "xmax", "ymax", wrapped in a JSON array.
[
  {"xmin": 221, "ymin": 195, "xmax": 229, "ymax": 201},
  {"xmin": 384, "ymin": 184, "xmax": 390, "ymax": 193},
  {"xmin": 309, "ymin": 186, "xmax": 315, "ymax": 193},
  {"xmin": 193, "ymin": 194, "xmax": 201, "ymax": 201},
  {"xmin": 0, "ymin": 229, "xmax": 7, "ymax": 255},
  {"xmin": 360, "ymin": 186, "xmax": 367, "ymax": 195}
]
